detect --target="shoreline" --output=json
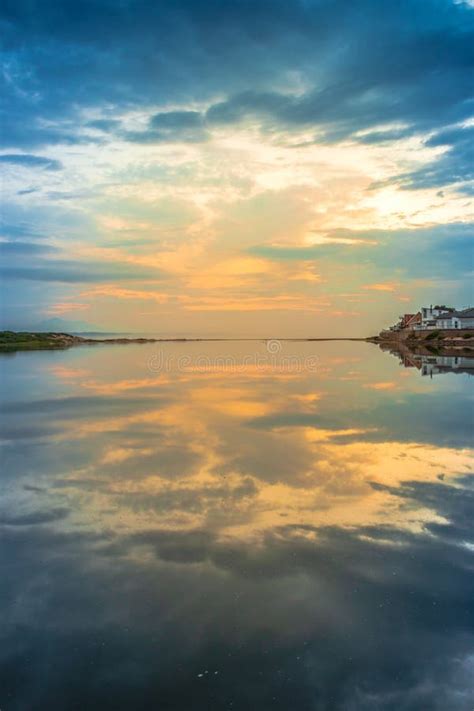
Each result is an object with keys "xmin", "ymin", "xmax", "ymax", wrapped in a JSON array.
[
  {"xmin": 0, "ymin": 331, "xmax": 372, "ymax": 352},
  {"xmin": 368, "ymin": 329, "xmax": 474, "ymax": 347},
  {"xmin": 3, "ymin": 329, "xmax": 474, "ymax": 354}
]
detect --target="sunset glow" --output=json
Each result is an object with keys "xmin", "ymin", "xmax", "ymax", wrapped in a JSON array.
[{"xmin": 1, "ymin": 0, "xmax": 473, "ymax": 336}]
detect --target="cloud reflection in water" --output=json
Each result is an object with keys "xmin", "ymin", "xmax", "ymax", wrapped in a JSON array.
[{"xmin": 0, "ymin": 341, "xmax": 473, "ymax": 710}]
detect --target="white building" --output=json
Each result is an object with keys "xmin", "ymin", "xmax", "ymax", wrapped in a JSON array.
[
  {"xmin": 420, "ymin": 305, "xmax": 454, "ymax": 329},
  {"xmin": 435, "ymin": 307, "xmax": 474, "ymax": 330},
  {"xmin": 414, "ymin": 305, "xmax": 474, "ymax": 330}
]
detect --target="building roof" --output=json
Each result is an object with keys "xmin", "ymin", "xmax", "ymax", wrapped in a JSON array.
[
  {"xmin": 435, "ymin": 307, "xmax": 474, "ymax": 320},
  {"xmin": 457, "ymin": 307, "xmax": 474, "ymax": 318},
  {"xmin": 401, "ymin": 312, "xmax": 420, "ymax": 322}
]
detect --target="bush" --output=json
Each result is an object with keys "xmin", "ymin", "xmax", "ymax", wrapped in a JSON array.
[
  {"xmin": 425, "ymin": 330, "xmax": 441, "ymax": 340},
  {"xmin": 462, "ymin": 333, "xmax": 473, "ymax": 339}
]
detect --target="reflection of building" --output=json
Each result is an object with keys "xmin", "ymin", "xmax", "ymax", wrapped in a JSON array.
[
  {"xmin": 420, "ymin": 355, "xmax": 474, "ymax": 377},
  {"xmin": 401, "ymin": 353, "xmax": 422, "ymax": 369},
  {"xmin": 387, "ymin": 345, "xmax": 474, "ymax": 377}
]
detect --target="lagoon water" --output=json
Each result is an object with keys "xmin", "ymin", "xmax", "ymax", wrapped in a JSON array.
[{"xmin": 1, "ymin": 340, "xmax": 473, "ymax": 710}]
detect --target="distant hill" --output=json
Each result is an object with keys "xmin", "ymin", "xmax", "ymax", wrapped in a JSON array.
[{"xmin": 34, "ymin": 317, "xmax": 104, "ymax": 333}]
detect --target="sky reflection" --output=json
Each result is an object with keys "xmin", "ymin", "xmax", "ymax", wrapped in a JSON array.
[{"xmin": 1, "ymin": 342, "xmax": 473, "ymax": 709}]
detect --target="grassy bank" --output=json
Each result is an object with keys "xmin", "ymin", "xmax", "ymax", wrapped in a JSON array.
[{"xmin": 0, "ymin": 331, "xmax": 81, "ymax": 352}]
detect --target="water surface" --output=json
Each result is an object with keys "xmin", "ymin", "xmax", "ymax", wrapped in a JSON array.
[{"xmin": 1, "ymin": 341, "xmax": 473, "ymax": 710}]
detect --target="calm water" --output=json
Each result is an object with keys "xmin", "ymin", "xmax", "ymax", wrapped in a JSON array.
[{"xmin": 1, "ymin": 341, "xmax": 473, "ymax": 710}]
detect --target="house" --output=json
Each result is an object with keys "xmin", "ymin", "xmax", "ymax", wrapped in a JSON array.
[
  {"xmin": 385, "ymin": 305, "xmax": 474, "ymax": 333},
  {"xmin": 420, "ymin": 305, "xmax": 455, "ymax": 329},
  {"xmin": 400, "ymin": 313, "xmax": 421, "ymax": 329},
  {"xmin": 389, "ymin": 312, "xmax": 422, "ymax": 331},
  {"xmin": 435, "ymin": 307, "xmax": 474, "ymax": 330}
]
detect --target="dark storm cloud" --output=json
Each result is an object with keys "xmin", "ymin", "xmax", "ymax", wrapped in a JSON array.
[
  {"xmin": 1, "ymin": 0, "xmax": 320, "ymax": 148},
  {"xmin": 0, "ymin": 506, "xmax": 70, "ymax": 526},
  {"xmin": 0, "ymin": 154, "xmax": 63, "ymax": 170},
  {"xmin": 1, "ymin": 0, "xmax": 473, "ymax": 159}
]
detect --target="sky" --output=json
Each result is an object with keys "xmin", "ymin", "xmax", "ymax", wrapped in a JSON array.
[{"xmin": 1, "ymin": 0, "xmax": 473, "ymax": 336}]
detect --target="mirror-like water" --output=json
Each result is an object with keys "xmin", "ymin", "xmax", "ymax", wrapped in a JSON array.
[{"xmin": 1, "ymin": 341, "xmax": 473, "ymax": 710}]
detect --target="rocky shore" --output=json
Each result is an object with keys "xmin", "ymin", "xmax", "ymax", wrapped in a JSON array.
[{"xmin": 367, "ymin": 328, "xmax": 474, "ymax": 354}]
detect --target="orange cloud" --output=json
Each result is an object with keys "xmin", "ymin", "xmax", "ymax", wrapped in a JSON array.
[
  {"xmin": 362, "ymin": 282, "xmax": 399, "ymax": 292},
  {"xmin": 182, "ymin": 295, "xmax": 328, "ymax": 312},
  {"xmin": 365, "ymin": 382, "xmax": 397, "ymax": 390},
  {"xmin": 331, "ymin": 310, "xmax": 361, "ymax": 318},
  {"xmin": 81, "ymin": 284, "xmax": 331, "ymax": 313},
  {"xmin": 81, "ymin": 285, "xmax": 171, "ymax": 303},
  {"xmin": 48, "ymin": 366, "xmax": 90, "ymax": 379}
]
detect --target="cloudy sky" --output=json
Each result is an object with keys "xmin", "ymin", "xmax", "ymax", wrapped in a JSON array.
[{"xmin": 1, "ymin": 0, "xmax": 473, "ymax": 335}]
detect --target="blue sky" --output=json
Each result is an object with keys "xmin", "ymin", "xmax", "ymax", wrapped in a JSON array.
[{"xmin": 1, "ymin": 0, "xmax": 473, "ymax": 334}]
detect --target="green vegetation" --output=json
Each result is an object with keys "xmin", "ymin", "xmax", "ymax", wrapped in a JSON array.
[
  {"xmin": 425, "ymin": 330, "xmax": 441, "ymax": 340},
  {"xmin": 462, "ymin": 333, "xmax": 473, "ymax": 339},
  {"xmin": 0, "ymin": 331, "xmax": 75, "ymax": 352}
]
